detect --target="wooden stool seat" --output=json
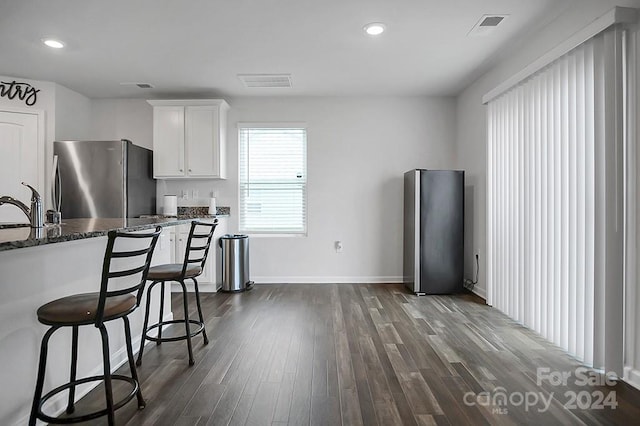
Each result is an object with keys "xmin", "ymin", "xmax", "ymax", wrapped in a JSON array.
[
  {"xmin": 37, "ymin": 293, "xmax": 136, "ymax": 326},
  {"xmin": 147, "ymin": 263, "xmax": 202, "ymax": 280}
]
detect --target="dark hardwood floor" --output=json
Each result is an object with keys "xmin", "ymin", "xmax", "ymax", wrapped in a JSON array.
[{"xmin": 65, "ymin": 284, "xmax": 640, "ymax": 425}]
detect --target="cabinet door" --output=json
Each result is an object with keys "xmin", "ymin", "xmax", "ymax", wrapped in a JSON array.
[
  {"xmin": 177, "ymin": 230, "xmax": 214, "ymax": 284},
  {"xmin": 151, "ymin": 229, "xmax": 173, "ymax": 267},
  {"xmin": 185, "ymin": 105, "xmax": 219, "ymax": 177},
  {"xmin": 153, "ymin": 106, "xmax": 186, "ymax": 177},
  {"xmin": 176, "ymin": 231, "xmax": 188, "ymax": 264},
  {"xmin": 169, "ymin": 230, "xmax": 176, "ymax": 264},
  {"xmin": 199, "ymin": 255, "xmax": 215, "ymax": 284}
]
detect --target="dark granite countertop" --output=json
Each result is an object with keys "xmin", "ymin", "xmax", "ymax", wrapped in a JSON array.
[
  {"xmin": 177, "ymin": 206, "xmax": 230, "ymax": 218},
  {"xmin": 0, "ymin": 217, "xmax": 194, "ymax": 252},
  {"xmin": 139, "ymin": 206, "xmax": 230, "ymax": 220},
  {"xmin": 140, "ymin": 214, "xmax": 224, "ymax": 220}
]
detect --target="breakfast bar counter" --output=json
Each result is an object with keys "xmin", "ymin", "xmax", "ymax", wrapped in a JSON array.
[
  {"xmin": 0, "ymin": 216, "xmax": 194, "ymax": 251},
  {"xmin": 0, "ymin": 218, "xmax": 189, "ymax": 425}
]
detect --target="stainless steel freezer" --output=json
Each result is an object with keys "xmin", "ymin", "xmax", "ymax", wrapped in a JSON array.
[
  {"xmin": 403, "ymin": 169, "xmax": 464, "ymax": 295},
  {"xmin": 53, "ymin": 140, "xmax": 156, "ymax": 218}
]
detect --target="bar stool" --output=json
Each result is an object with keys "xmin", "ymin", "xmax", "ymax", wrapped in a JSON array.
[
  {"xmin": 29, "ymin": 227, "xmax": 161, "ymax": 426},
  {"xmin": 137, "ymin": 220, "xmax": 218, "ymax": 366}
]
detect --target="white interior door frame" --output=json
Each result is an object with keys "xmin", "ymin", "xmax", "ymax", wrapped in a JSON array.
[{"xmin": 0, "ymin": 106, "xmax": 46, "ymax": 205}]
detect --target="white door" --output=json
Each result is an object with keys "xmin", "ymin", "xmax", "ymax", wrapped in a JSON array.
[{"xmin": 0, "ymin": 110, "xmax": 40, "ymax": 223}]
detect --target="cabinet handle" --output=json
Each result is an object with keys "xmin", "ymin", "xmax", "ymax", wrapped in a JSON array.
[
  {"xmin": 179, "ymin": 168, "xmax": 183, "ymax": 172},
  {"xmin": 189, "ymin": 169, "xmax": 192, "ymax": 172}
]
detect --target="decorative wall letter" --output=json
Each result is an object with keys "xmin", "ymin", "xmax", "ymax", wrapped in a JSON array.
[{"xmin": 0, "ymin": 80, "xmax": 40, "ymax": 106}]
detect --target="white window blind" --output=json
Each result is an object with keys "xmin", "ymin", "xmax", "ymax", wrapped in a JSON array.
[
  {"xmin": 239, "ymin": 125, "xmax": 307, "ymax": 234},
  {"xmin": 487, "ymin": 26, "xmax": 626, "ymax": 373}
]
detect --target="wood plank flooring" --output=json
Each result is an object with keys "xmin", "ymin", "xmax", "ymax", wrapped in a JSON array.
[{"xmin": 66, "ymin": 284, "xmax": 640, "ymax": 425}]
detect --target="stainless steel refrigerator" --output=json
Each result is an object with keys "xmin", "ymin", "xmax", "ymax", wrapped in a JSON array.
[
  {"xmin": 53, "ymin": 140, "xmax": 156, "ymax": 218},
  {"xmin": 403, "ymin": 169, "xmax": 464, "ymax": 295}
]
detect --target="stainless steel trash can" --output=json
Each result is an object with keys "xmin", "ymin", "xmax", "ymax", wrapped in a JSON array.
[{"xmin": 219, "ymin": 234, "xmax": 253, "ymax": 292}]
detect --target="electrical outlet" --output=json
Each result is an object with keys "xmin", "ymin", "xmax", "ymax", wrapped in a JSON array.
[
  {"xmin": 335, "ymin": 241, "xmax": 343, "ymax": 253},
  {"xmin": 181, "ymin": 189, "xmax": 189, "ymax": 199},
  {"xmin": 192, "ymin": 189, "xmax": 199, "ymax": 199}
]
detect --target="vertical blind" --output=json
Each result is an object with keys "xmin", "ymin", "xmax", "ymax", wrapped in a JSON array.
[
  {"xmin": 239, "ymin": 126, "xmax": 307, "ymax": 234},
  {"xmin": 487, "ymin": 26, "xmax": 625, "ymax": 372}
]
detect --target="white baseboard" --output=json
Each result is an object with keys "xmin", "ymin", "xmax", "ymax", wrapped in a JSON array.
[
  {"xmin": 471, "ymin": 285, "xmax": 487, "ymax": 300},
  {"xmin": 624, "ymin": 366, "xmax": 640, "ymax": 390},
  {"xmin": 251, "ymin": 276, "xmax": 403, "ymax": 284},
  {"xmin": 30, "ymin": 313, "xmax": 175, "ymax": 425}
]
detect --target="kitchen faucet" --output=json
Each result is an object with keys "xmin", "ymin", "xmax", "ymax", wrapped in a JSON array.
[{"xmin": 0, "ymin": 182, "xmax": 44, "ymax": 228}]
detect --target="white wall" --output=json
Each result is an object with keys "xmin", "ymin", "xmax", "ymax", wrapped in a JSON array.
[
  {"xmin": 149, "ymin": 96, "xmax": 457, "ymax": 282},
  {"xmin": 90, "ymin": 99, "xmax": 153, "ymax": 149},
  {"xmin": 54, "ymin": 83, "xmax": 91, "ymax": 141}
]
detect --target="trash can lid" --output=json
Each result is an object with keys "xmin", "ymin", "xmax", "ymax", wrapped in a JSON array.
[{"xmin": 220, "ymin": 234, "xmax": 249, "ymax": 239}]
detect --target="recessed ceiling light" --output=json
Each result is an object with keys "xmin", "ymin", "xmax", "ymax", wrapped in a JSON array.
[
  {"xmin": 364, "ymin": 22, "xmax": 386, "ymax": 36},
  {"xmin": 42, "ymin": 39, "xmax": 65, "ymax": 49}
]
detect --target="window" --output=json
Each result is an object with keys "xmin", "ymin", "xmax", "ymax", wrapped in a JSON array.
[{"xmin": 239, "ymin": 124, "xmax": 307, "ymax": 234}]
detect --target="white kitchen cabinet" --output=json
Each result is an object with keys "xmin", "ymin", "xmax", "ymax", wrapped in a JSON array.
[
  {"xmin": 148, "ymin": 100, "xmax": 229, "ymax": 179},
  {"xmin": 151, "ymin": 106, "xmax": 185, "ymax": 177},
  {"xmin": 168, "ymin": 218, "xmax": 227, "ymax": 292}
]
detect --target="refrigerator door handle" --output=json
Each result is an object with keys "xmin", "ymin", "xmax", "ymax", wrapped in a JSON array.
[
  {"xmin": 121, "ymin": 140, "xmax": 128, "ymax": 218},
  {"xmin": 51, "ymin": 155, "xmax": 62, "ymax": 212},
  {"xmin": 413, "ymin": 170, "xmax": 421, "ymax": 294}
]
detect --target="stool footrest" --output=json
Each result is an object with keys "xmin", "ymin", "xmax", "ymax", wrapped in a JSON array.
[
  {"xmin": 35, "ymin": 375, "xmax": 139, "ymax": 424},
  {"xmin": 143, "ymin": 319, "xmax": 205, "ymax": 343}
]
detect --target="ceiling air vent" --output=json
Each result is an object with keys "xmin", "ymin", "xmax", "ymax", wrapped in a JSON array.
[
  {"xmin": 120, "ymin": 82, "xmax": 155, "ymax": 89},
  {"xmin": 238, "ymin": 74, "xmax": 292, "ymax": 88},
  {"xmin": 468, "ymin": 14, "xmax": 508, "ymax": 37}
]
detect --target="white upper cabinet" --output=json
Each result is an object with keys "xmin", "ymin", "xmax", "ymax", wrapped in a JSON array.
[
  {"xmin": 151, "ymin": 105, "xmax": 185, "ymax": 177},
  {"xmin": 148, "ymin": 100, "xmax": 229, "ymax": 179}
]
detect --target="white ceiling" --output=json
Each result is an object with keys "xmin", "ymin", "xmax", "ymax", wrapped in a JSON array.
[{"xmin": 0, "ymin": 0, "xmax": 569, "ymax": 99}]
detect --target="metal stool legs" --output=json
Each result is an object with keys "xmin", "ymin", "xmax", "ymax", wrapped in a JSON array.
[
  {"xmin": 30, "ymin": 321, "xmax": 146, "ymax": 425},
  {"xmin": 67, "ymin": 326, "xmax": 78, "ymax": 414},
  {"xmin": 98, "ymin": 325, "xmax": 115, "ymax": 425},
  {"xmin": 137, "ymin": 278, "xmax": 208, "ymax": 367},
  {"xmin": 136, "ymin": 280, "xmax": 159, "ymax": 366},
  {"xmin": 179, "ymin": 280, "xmax": 195, "ymax": 365},
  {"xmin": 193, "ymin": 278, "xmax": 208, "ymax": 345},
  {"xmin": 123, "ymin": 316, "xmax": 145, "ymax": 409},
  {"xmin": 158, "ymin": 281, "xmax": 165, "ymax": 343},
  {"xmin": 29, "ymin": 327, "xmax": 57, "ymax": 426}
]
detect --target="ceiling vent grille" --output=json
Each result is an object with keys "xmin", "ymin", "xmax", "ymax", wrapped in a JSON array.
[
  {"xmin": 238, "ymin": 74, "xmax": 292, "ymax": 88},
  {"xmin": 468, "ymin": 14, "xmax": 508, "ymax": 37},
  {"xmin": 480, "ymin": 16, "xmax": 505, "ymax": 27},
  {"xmin": 120, "ymin": 82, "xmax": 154, "ymax": 89}
]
